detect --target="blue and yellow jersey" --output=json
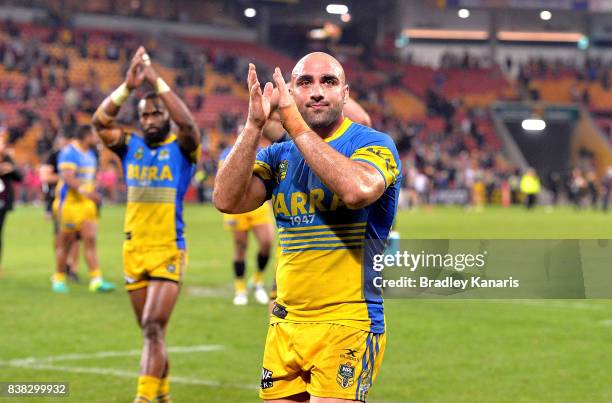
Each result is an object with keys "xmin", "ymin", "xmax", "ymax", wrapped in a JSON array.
[
  {"xmin": 253, "ymin": 118, "xmax": 401, "ymax": 333},
  {"xmin": 113, "ymin": 133, "xmax": 196, "ymax": 250},
  {"xmin": 55, "ymin": 143, "xmax": 97, "ymax": 205}
]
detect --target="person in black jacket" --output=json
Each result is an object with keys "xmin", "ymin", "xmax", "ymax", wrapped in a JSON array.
[{"xmin": 0, "ymin": 136, "xmax": 22, "ymax": 273}]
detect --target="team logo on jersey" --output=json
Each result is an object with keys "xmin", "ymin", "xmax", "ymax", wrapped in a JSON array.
[
  {"xmin": 336, "ymin": 362, "xmax": 355, "ymax": 388},
  {"xmin": 159, "ymin": 149, "xmax": 170, "ymax": 160},
  {"xmin": 277, "ymin": 159, "xmax": 288, "ymax": 182},
  {"xmin": 260, "ymin": 367, "xmax": 273, "ymax": 389},
  {"xmin": 134, "ymin": 147, "xmax": 144, "ymax": 161}
]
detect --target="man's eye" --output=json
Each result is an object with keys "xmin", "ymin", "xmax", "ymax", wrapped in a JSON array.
[{"xmin": 299, "ymin": 80, "xmax": 311, "ymax": 86}]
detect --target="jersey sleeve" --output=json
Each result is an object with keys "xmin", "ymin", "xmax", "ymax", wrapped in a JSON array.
[
  {"xmin": 57, "ymin": 148, "xmax": 79, "ymax": 172},
  {"xmin": 349, "ymin": 131, "xmax": 401, "ymax": 188},
  {"xmin": 253, "ymin": 145, "xmax": 277, "ymax": 200},
  {"xmin": 108, "ymin": 131, "xmax": 132, "ymax": 159}
]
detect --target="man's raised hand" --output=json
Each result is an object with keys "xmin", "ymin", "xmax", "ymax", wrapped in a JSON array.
[
  {"xmin": 125, "ymin": 46, "xmax": 147, "ymax": 90},
  {"xmin": 246, "ymin": 63, "xmax": 273, "ymax": 130}
]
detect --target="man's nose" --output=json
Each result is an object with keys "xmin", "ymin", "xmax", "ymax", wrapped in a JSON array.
[{"xmin": 310, "ymin": 82, "xmax": 324, "ymax": 100}]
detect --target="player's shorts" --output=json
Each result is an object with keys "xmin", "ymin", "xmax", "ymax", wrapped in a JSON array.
[
  {"xmin": 123, "ymin": 244, "xmax": 188, "ymax": 291},
  {"xmin": 223, "ymin": 202, "xmax": 273, "ymax": 231},
  {"xmin": 52, "ymin": 199, "xmax": 97, "ymax": 232},
  {"xmin": 259, "ymin": 322, "xmax": 385, "ymax": 401}
]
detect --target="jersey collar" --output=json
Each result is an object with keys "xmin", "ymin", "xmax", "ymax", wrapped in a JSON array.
[
  {"xmin": 324, "ymin": 117, "xmax": 352, "ymax": 143},
  {"xmin": 149, "ymin": 133, "xmax": 176, "ymax": 147}
]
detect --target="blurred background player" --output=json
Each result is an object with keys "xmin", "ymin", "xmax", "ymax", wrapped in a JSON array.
[
  {"xmin": 51, "ymin": 124, "xmax": 114, "ymax": 293},
  {"xmin": 0, "ymin": 135, "xmax": 22, "ymax": 276},
  {"xmin": 520, "ymin": 167, "xmax": 541, "ymax": 210},
  {"xmin": 40, "ymin": 133, "xmax": 80, "ymax": 282},
  {"xmin": 219, "ymin": 134, "xmax": 274, "ymax": 306},
  {"xmin": 93, "ymin": 46, "xmax": 200, "ymax": 403}
]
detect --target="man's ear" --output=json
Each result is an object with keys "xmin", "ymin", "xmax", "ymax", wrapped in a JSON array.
[{"xmin": 343, "ymin": 84, "xmax": 349, "ymax": 104}]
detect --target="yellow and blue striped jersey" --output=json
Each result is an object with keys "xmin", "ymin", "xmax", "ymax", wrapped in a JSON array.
[
  {"xmin": 113, "ymin": 133, "xmax": 196, "ymax": 250},
  {"xmin": 56, "ymin": 143, "xmax": 97, "ymax": 205},
  {"xmin": 253, "ymin": 118, "xmax": 401, "ymax": 333}
]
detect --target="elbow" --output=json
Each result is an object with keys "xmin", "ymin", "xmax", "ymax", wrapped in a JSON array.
[
  {"xmin": 341, "ymin": 190, "xmax": 371, "ymax": 210},
  {"xmin": 212, "ymin": 186, "xmax": 236, "ymax": 213}
]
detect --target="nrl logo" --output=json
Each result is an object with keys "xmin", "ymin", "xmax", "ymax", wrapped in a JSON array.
[
  {"xmin": 134, "ymin": 147, "xmax": 144, "ymax": 161},
  {"xmin": 277, "ymin": 159, "xmax": 288, "ymax": 182},
  {"xmin": 336, "ymin": 362, "xmax": 355, "ymax": 389}
]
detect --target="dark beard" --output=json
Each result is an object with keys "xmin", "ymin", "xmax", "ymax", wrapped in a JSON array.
[{"xmin": 143, "ymin": 120, "xmax": 171, "ymax": 146}]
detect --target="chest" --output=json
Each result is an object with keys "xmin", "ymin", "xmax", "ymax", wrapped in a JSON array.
[{"xmin": 124, "ymin": 145, "xmax": 179, "ymax": 186}]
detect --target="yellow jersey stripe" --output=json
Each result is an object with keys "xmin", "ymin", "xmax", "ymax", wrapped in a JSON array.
[
  {"xmin": 324, "ymin": 117, "xmax": 353, "ymax": 143},
  {"xmin": 282, "ymin": 240, "xmax": 364, "ymax": 251},
  {"xmin": 279, "ymin": 228, "xmax": 366, "ymax": 238},
  {"xmin": 253, "ymin": 161, "xmax": 273, "ymax": 180},
  {"xmin": 351, "ymin": 145, "xmax": 399, "ymax": 186},
  {"xmin": 278, "ymin": 222, "xmax": 366, "ymax": 232},
  {"xmin": 128, "ymin": 186, "xmax": 176, "ymax": 203},
  {"xmin": 280, "ymin": 235, "xmax": 365, "ymax": 244},
  {"xmin": 59, "ymin": 162, "xmax": 77, "ymax": 170}
]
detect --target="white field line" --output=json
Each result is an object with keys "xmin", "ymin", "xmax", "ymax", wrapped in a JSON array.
[
  {"xmin": 0, "ymin": 344, "xmax": 258, "ymax": 391},
  {"xmin": 6, "ymin": 344, "xmax": 224, "ymax": 365}
]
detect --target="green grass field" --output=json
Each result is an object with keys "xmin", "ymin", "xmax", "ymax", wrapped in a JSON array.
[{"xmin": 1, "ymin": 204, "xmax": 611, "ymax": 402}]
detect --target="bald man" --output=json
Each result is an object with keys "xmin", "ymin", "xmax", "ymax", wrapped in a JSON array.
[{"xmin": 214, "ymin": 53, "xmax": 401, "ymax": 402}]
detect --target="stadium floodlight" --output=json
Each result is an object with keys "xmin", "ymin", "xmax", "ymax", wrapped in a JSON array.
[
  {"xmin": 326, "ymin": 4, "xmax": 348, "ymax": 15},
  {"xmin": 244, "ymin": 7, "xmax": 256, "ymax": 18},
  {"xmin": 458, "ymin": 8, "xmax": 470, "ymax": 19},
  {"xmin": 521, "ymin": 118, "xmax": 546, "ymax": 131},
  {"xmin": 340, "ymin": 13, "xmax": 351, "ymax": 23},
  {"xmin": 540, "ymin": 10, "xmax": 552, "ymax": 21},
  {"xmin": 309, "ymin": 28, "xmax": 327, "ymax": 39}
]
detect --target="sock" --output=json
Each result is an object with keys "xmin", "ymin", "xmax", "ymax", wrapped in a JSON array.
[
  {"xmin": 89, "ymin": 268, "xmax": 102, "ymax": 283},
  {"xmin": 157, "ymin": 377, "xmax": 171, "ymax": 403},
  {"xmin": 53, "ymin": 272, "xmax": 66, "ymax": 283},
  {"xmin": 257, "ymin": 253, "xmax": 269, "ymax": 272},
  {"xmin": 134, "ymin": 375, "xmax": 160, "ymax": 403},
  {"xmin": 233, "ymin": 261, "xmax": 246, "ymax": 293},
  {"xmin": 252, "ymin": 271, "xmax": 263, "ymax": 286}
]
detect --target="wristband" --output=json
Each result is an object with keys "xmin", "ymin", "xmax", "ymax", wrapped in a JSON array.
[
  {"xmin": 278, "ymin": 103, "xmax": 311, "ymax": 139},
  {"xmin": 155, "ymin": 77, "xmax": 171, "ymax": 94},
  {"xmin": 110, "ymin": 82, "xmax": 130, "ymax": 106}
]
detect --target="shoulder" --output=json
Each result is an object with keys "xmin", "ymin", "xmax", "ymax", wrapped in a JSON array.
[
  {"xmin": 58, "ymin": 145, "xmax": 76, "ymax": 160},
  {"xmin": 126, "ymin": 131, "xmax": 143, "ymax": 146},
  {"xmin": 348, "ymin": 123, "xmax": 397, "ymax": 151},
  {"xmin": 257, "ymin": 140, "xmax": 292, "ymax": 160}
]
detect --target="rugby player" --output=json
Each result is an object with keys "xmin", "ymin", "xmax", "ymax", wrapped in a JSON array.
[
  {"xmin": 51, "ymin": 125, "xmax": 115, "ymax": 293},
  {"xmin": 92, "ymin": 46, "xmax": 200, "ymax": 403},
  {"xmin": 214, "ymin": 53, "xmax": 401, "ymax": 402},
  {"xmin": 40, "ymin": 134, "xmax": 80, "ymax": 282},
  {"xmin": 219, "ymin": 135, "xmax": 274, "ymax": 306}
]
